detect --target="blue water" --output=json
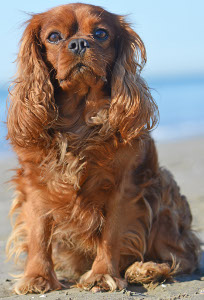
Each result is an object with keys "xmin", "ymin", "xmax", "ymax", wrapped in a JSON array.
[
  {"xmin": 149, "ymin": 76, "xmax": 204, "ymax": 141},
  {"xmin": 1, "ymin": 77, "xmax": 204, "ymax": 152},
  {"xmin": 0, "ymin": 89, "xmax": 9, "ymax": 152}
]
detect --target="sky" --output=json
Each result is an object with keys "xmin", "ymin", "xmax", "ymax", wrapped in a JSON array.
[{"xmin": 1, "ymin": 0, "xmax": 204, "ymax": 87}]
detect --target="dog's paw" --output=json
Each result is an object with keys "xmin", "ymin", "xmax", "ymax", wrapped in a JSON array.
[
  {"xmin": 14, "ymin": 274, "xmax": 62, "ymax": 295},
  {"xmin": 78, "ymin": 270, "xmax": 127, "ymax": 292}
]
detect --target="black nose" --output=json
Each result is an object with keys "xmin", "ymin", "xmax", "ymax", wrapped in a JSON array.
[{"xmin": 68, "ymin": 38, "xmax": 90, "ymax": 55}]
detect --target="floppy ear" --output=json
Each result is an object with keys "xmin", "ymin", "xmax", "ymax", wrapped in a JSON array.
[
  {"xmin": 7, "ymin": 14, "xmax": 57, "ymax": 148},
  {"xmin": 109, "ymin": 16, "xmax": 158, "ymax": 143}
]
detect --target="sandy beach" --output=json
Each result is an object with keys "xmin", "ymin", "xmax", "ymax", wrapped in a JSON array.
[{"xmin": 0, "ymin": 137, "xmax": 203, "ymax": 299}]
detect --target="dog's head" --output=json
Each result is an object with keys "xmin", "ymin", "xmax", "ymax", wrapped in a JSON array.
[
  {"xmin": 8, "ymin": 3, "xmax": 158, "ymax": 147},
  {"xmin": 40, "ymin": 4, "xmax": 117, "ymax": 90}
]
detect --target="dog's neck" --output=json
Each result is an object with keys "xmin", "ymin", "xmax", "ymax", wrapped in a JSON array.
[{"xmin": 54, "ymin": 83, "xmax": 110, "ymax": 134}]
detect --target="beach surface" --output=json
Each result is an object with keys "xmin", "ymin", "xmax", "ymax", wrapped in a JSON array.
[{"xmin": 0, "ymin": 137, "xmax": 204, "ymax": 299}]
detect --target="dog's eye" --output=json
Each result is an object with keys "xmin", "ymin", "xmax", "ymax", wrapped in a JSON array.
[
  {"xmin": 93, "ymin": 29, "xmax": 109, "ymax": 41},
  {"xmin": 47, "ymin": 32, "xmax": 62, "ymax": 44}
]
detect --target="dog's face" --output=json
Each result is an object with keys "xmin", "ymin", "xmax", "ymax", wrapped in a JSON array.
[
  {"xmin": 39, "ymin": 4, "xmax": 118, "ymax": 90},
  {"xmin": 8, "ymin": 3, "xmax": 158, "ymax": 147}
]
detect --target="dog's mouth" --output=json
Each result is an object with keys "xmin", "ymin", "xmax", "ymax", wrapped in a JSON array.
[
  {"xmin": 59, "ymin": 63, "xmax": 91, "ymax": 84},
  {"xmin": 58, "ymin": 63, "xmax": 108, "ymax": 87}
]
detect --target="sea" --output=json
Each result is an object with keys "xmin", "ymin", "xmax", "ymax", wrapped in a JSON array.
[{"xmin": 0, "ymin": 76, "xmax": 204, "ymax": 153}]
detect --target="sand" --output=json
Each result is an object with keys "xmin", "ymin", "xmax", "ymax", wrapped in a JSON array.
[{"xmin": 0, "ymin": 137, "xmax": 204, "ymax": 299}]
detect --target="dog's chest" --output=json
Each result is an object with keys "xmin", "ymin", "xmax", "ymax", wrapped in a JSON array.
[{"xmin": 51, "ymin": 190, "xmax": 104, "ymax": 253}]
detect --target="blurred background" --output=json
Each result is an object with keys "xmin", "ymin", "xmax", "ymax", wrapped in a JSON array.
[
  {"xmin": 0, "ymin": 2, "xmax": 204, "ymax": 294},
  {"xmin": 0, "ymin": 0, "xmax": 204, "ymax": 152}
]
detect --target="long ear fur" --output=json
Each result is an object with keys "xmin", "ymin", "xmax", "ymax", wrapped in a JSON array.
[
  {"xmin": 7, "ymin": 14, "xmax": 57, "ymax": 148},
  {"xmin": 109, "ymin": 16, "xmax": 159, "ymax": 142}
]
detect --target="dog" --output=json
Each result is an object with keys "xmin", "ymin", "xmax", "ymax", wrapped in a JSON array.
[{"xmin": 6, "ymin": 3, "xmax": 200, "ymax": 294}]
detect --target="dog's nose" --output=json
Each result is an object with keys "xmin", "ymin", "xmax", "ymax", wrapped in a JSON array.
[{"xmin": 68, "ymin": 38, "xmax": 90, "ymax": 55}]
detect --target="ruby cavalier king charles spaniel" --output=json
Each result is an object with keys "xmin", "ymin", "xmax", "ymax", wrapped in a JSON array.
[{"xmin": 7, "ymin": 3, "xmax": 200, "ymax": 295}]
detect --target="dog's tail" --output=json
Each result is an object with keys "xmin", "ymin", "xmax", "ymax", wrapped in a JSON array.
[{"xmin": 125, "ymin": 258, "xmax": 178, "ymax": 285}]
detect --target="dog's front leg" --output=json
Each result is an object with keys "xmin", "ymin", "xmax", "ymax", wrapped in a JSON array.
[
  {"xmin": 79, "ymin": 191, "xmax": 127, "ymax": 291},
  {"xmin": 14, "ymin": 196, "xmax": 62, "ymax": 294}
]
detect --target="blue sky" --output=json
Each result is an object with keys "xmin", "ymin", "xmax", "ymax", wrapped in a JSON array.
[{"xmin": 1, "ymin": 0, "xmax": 204, "ymax": 86}]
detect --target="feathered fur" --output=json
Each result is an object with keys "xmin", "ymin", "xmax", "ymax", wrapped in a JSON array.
[{"xmin": 6, "ymin": 3, "xmax": 200, "ymax": 294}]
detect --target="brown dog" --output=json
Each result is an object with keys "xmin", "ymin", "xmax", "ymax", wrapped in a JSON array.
[{"xmin": 7, "ymin": 3, "xmax": 200, "ymax": 294}]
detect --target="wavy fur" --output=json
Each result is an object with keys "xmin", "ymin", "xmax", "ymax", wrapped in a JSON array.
[{"xmin": 6, "ymin": 3, "xmax": 200, "ymax": 295}]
